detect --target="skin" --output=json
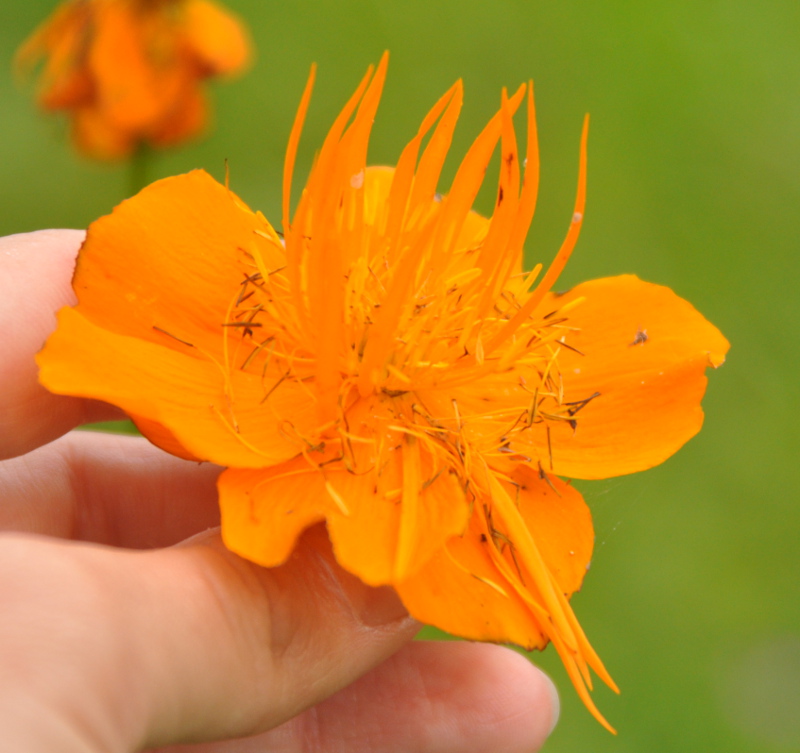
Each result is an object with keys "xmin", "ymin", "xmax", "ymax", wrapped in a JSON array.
[{"xmin": 0, "ymin": 229, "xmax": 559, "ymax": 753}]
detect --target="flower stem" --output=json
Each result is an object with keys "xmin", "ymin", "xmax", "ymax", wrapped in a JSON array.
[{"xmin": 128, "ymin": 144, "xmax": 151, "ymax": 196}]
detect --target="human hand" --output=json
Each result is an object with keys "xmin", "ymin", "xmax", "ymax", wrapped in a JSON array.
[{"xmin": 0, "ymin": 229, "xmax": 559, "ymax": 752}]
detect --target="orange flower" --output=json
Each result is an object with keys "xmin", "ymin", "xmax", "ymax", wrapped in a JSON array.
[
  {"xmin": 38, "ymin": 56, "xmax": 729, "ymax": 731},
  {"xmin": 16, "ymin": 0, "xmax": 251, "ymax": 159}
]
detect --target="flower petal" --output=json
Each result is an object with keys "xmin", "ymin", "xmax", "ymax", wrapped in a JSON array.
[
  {"xmin": 148, "ymin": 85, "xmax": 207, "ymax": 147},
  {"xmin": 38, "ymin": 307, "xmax": 316, "ymax": 467},
  {"xmin": 130, "ymin": 414, "xmax": 202, "ymax": 462},
  {"xmin": 219, "ymin": 463, "xmax": 329, "ymax": 567},
  {"xmin": 326, "ymin": 445, "xmax": 469, "ymax": 585},
  {"xmin": 40, "ymin": 65, "xmax": 93, "ymax": 111},
  {"xmin": 396, "ymin": 469, "xmax": 591, "ymax": 644},
  {"xmin": 218, "ymin": 435, "xmax": 470, "ymax": 586},
  {"xmin": 517, "ymin": 275, "xmax": 730, "ymax": 479},
  {"xmin": 397, "ymin": 511, "xmax": 549, "ymax": 647},
  {"xmin": 71, "ymin": 170, "xmax": 284, "ymax": 359},
  {"xmin": 182, "ymin": 0, "xmax": 251, "ymax": 76},
  {"xmin": 15, "ymin": 0, "xmax": 93, "ymax": 110},
  {"xmin": 219, "ymin": 459, "xmax": 407, "ymax": 583},
  {"xmin": 396, "ymin": 469, "xmax": 616, "ymax": 731},
  {"xmin": 72, "ymin": 105, "xmax": 135, "ymax": 160},
  {"xmin": 510, "ymin": 465, "xmax": 593, "ymax": 595},
  {"xmin": 87, "ymin": 1, "xmax": 184, "ymax": 130}
]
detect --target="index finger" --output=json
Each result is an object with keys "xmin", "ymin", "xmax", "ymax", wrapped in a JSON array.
[{"xmin": 0, "ymin": 230, "xmax": 122, "ymax": 459}]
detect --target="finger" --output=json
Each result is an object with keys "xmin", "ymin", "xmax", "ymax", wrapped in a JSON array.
[
  {"xmin": 150, "ymin": 642, "xmax": 558, "ymax": 753},
  {"xmin": 278, "ymin": 642, "xmax": 559, "ymax": 753},
  {"xmin": 0, "ymin": 230, "xmax": 122, "ymax": 460},
  {"xmin": 0, "ymin": 526, "xmax": 418, "ymax": 751},
  {"xmin": 0, "ymin": 431, "xmax": 221, "ymax": 547}
]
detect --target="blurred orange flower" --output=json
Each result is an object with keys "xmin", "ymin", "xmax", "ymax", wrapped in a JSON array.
[
  {"xmin": 38, "ymin": 56, "xmax": 729, "ymax": 730},
  {"xmin": 16, "ymin": 0, "xmax": 251, "ymax": 159}
]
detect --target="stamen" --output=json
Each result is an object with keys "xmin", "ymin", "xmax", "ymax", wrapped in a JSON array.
[
  {"xmin": 325, "ymin": 480, "xmax": 351, "ymax": 516},
  {"xmin": 209, "ymin": 404, "xmax": 276, "ymax": 459}
]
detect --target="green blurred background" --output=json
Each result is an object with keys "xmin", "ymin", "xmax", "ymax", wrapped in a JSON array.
[{"xmin": 2, "ymin": 1, "xmax": 798, "ymax": 750}]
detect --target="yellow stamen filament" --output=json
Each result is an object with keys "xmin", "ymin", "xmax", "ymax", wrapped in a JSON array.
[{"xmin": 325, "ymin": 481, "xmax": 351, "ymax": 516}]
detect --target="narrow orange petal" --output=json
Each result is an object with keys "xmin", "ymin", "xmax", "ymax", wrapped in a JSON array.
[
  {"xmin": 282, "ymin": 64, "xmax": 316, "ymax": 242},
  {"xmin": 362, "ymin": 165, "xmax": 396, "ymax": 229},
  {"xmin": 485, "ymin": 471, "xmax": 580, "ymax": 652},
  {"xmin": 484, "ymin": 114, "xmax": 589, "ymax": 357},
  {"xmin": 465, "ymin": 86, "xmax": 523, "ymax": 331},
  {"xmin": 510, "ymin": 466, "xmax": 593, "ymax": 596},
  {"xmin": 506, "ymin": 81, "xmax": 541, "ymax": 268},
  {"xmin": 310, "ymin": 55, "xmax": 389, "ymax": 420},
  {"xmin": 405, "ymin": 81, "xmax": 464, "ymax": 226},
  {"xmin": 397, "ymin": 469, "xmax": 617, "ymax": 732},
  {"xmin": 400, "ymin": 468, "xmax": 593, "ymax": 618},
  {"xmin": 474, "ymin": 86, "xmax": 521, "ymax": 278},
  {"xmin": 383, "ymin": 80, "xmax": 462, "ymax": 263},
  {"xmin": 286, "ymin": 60, "xmax": 375, "ymax": 346},
  {"xmin": 396, "ymin": 516, "xmax": 551, "ymax": 649},
  {"xmin": 427, "ymin": 84, "xmax": 526, "ymax": 284},
  {"xmin": 392, "ymin": 437, "xmax": 470, "ymax": 581},
  {"xmin": 488, "ymin": 471, "xmax": 617, "ymax": 730},
  {"xmin": 327, "ymin": 403, "xmax": 470, "ymax": 584}
]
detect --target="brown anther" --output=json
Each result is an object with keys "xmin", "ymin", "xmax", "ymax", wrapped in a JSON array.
[
  {"xmin": 152, "ymin": 326, "xmax": 194, "ymax": 348},
  {"xmin": 564, "ymin": 391, "xmax": 601, "ymax": 416},
  {"xmin": 556, "ymin": 339, "xmax": 585, "ymax": 356},
  {"xmin": 261, "ymin": 371, "xmax": 289, "ymax": 404}
]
